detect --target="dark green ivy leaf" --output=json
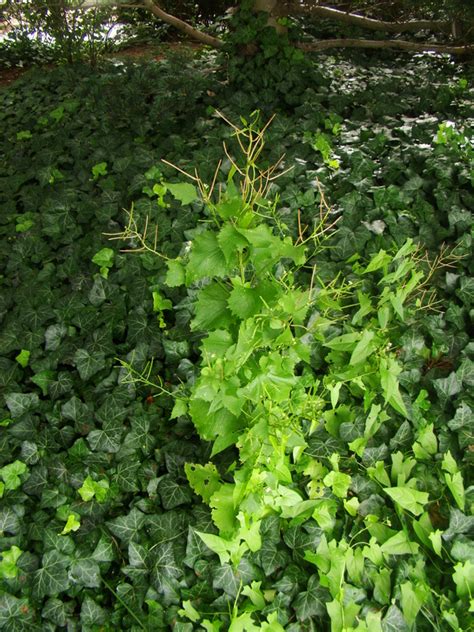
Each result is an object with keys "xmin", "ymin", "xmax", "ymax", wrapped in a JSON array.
[
  {"xmin": 107, "ymin": 508, "xmax": 146, "ymax": 544},
  {"xmin": 5, "ymin": 392, "xmax": 39, "ymax": 418},
  {"xmin": 42, "ymin": 598, "xmax": 74, "ymax": 628},
  {"xmin": 115, "ymin": 458, "xmax": 141, "ymax": 492},
  {"xmin": 80, "ymin": 596, "xmax": 107, "ymax": 627},
  {"xmin": 0, "ymin": 594, "xmax": 35, "ymax": 631},
  {"xmin": 87, "ymin": 420, "xmax": 123, "ymax": 453},
  {"xmin": 382, "ymin": 605, "xmax": 409, "ymax": 632},
  {"xmin": 0, "ymin": 507, "xmax": 22, "ymax": 534},
  {"xmin": 443, "ymin": 509, "xmax": 474, "ymax": 542},
  {"xmin": 158, "ymin": 475, "xmax": 193, "ymax": 510},
  {"xmin": 73, "ymin": 349, "xmax": 107, "ymax": 381},
  {"xmin": 69, "ymin": 558, "xmax": 101, "ymax": 588},
  {"xmin": 293, "ymin": 575, "xmax": 328, "ymax": 621},
  {"xmin": 33, "ymin": 550, "xmax": 71, "ymax": 598},
  {"xmin": 151, "ymin": 542, "xmax": 182, "ymax": 592},
  {"xmin": 212, "ymin": 563, "xmax": 241, "ymax": 598},
  {"xmin": 432, "ymin": 372, "xmax": 462, "ymax": 407}
]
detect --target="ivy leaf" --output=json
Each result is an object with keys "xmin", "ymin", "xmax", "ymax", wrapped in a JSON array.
[
  {"xmin": 0, "ymin": 460, "xmax": 28, "ymax": 491},
  {"xmin": 382, "ymin": 605, "xmax": 409, "ymax": 632},
  {"xmin": 258, "ymin": 540, "xmax": 289, "ymax": 576},
  {"xmin": 384, "ymin": 486, "xmax": 429, "ymax": 516},
  {"xmin": 115, "ymin": 459, "xmax": 141, "ymax": 492},
  {"xmin": 0, "ymin": 594, "xmax": 35, "ymax": 629},
  {"xmin": 61, "ymin": 396, "xmax": 90, "ymax": 423},
  {"xmin": 147, "ymin": 511, "xmax": 188, "ymax": 545},
  {"xmin": 293, "ymin": 575, "xmax": 327, "ymax": 621},
  {"xmin": 91, "ymin": 534, "xmax": 116, "ymax": 563},
  {"xmin": 433, "ymin": 372, "xmax": 462, "ymax": 407},
  {"xmin": 448, "ymin": 403, "xmax": 473, "ymax": 431},
  {"xmin": 128, "ymin": 541, "xmax": 148, "ymax": 568},
  {"xmin": 44, "ymin": 323, "xmax": 68, "ymax": 351},
  {"xmin": 0, "ymin": 507, "xmax": 22, "ymax": 534},
  {"xmin": 443, "ymin": 509, "xmax": 474, "ymax": 542},
  {"xmin": 451, "ymin": 537, "xmax": 474, "ymax": 563},
  {"xmin": 87, "ymin": 421, "xmax": 122, "ymax": 453},
  {"xmin": 5, "ymin": 392, "xmax": 39, "ymax": 418},
  {"xmin": 60, "ymin": 513, "xmax": 81, "ymax": 535},
  {"xmin": 107, "ymin": 508, "xmax": 146, "ymax": 543},
  {"xmin": 456, "ymin": 358, "xmax": 474, "ymax": 387},
  {"xmin": 33, "ymin": 550, "xmax": 71, "ymax": 598},
  {"xmin": 186, "ymin": 231, "xmax": 228, "ymax": 284},
  {"xmin": 31, "ymin": 370, "xmax": 56, "ymax": 396},
  {"xmin": 81, "ymin": 596, "xmax": 107, "ymax": 626},
  {"xmin": 73, "ymin": 349, "xmax": 107, "ymax": 381},
  {"xmin": 151, "ymin": 542, "xmax": 182, "ymax": 591},
  {"xmin": 15, "ymin": 349, "xmax": 30, "ymax": 368},
  {"xmin": 379, "ymin": 357, "xmax": 407, "ymax": 416},
  {"xmin": 70, "ymin": 558, "xmax": 101, "ymax": 588},
  {"xmin": 78, "ymin": 475, "xmax": 109, "ymax": 502},
  {"xmin": 157, "ymin": 474, "xmax": 193, "ymax": 509},
  {"xmin": 453, "ymin": 561, "xmax": 474, "ymax": 599},
  {"xmin": 212, "ymin": 563, "xmax": 241, "ymax": 598},
  {"xmin": 0, "ymin": 546, "xmax": 22, "ymax": 579},
  {"xmin": 92, "ymin": 248, "xmax": 114, "ymax": 279},
  {"xmin": 42, "ymin": 597, "xmax": 74, "ymax": 627},
  {"xmin": 380, "ymin": 531, "xmax": 419, "ymax": 556}
]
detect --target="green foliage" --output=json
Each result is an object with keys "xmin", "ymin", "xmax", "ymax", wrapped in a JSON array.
[
  {"xmin": 0, "ymin": 50, "xmax": 472, "ymax": 630},
  {"xmin": 223, "ymin": 0, "xmax": 312, "ymax": 107},
  {"xmin": 0, "ymin": 0, "xmax": 115, "ymax": 66}
]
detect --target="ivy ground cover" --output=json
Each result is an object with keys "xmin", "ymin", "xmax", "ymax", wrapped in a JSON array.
[{"xmin": 0, "ymin": 50, "xmax": 473, "ymax": 630}]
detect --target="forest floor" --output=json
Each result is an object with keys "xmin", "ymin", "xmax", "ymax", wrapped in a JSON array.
[{"xmin": 0, "ymin": 39, "xmax": 202, "ymax": 87}]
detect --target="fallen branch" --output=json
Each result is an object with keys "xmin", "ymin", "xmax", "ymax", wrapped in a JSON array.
[
  {"xmin": 297, "ymin": 38, "xmax": 474, "ymax": 55},
  {"xmin": 142, "ymin": 0, "xmax": 223, "ymax": 48},
  {"xmin": 286, "ymin": 3, "xmax": 452, "ymax": 34}
]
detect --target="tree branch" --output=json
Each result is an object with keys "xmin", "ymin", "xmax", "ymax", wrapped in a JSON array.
[
  {"xmin": 80, "ymin": 0, "xmax": 224, "ymax": 47},
  {"xmin": 287, "ymin": 3, "xmax": 452, "ymax": 34},
  {"xmin": 142, "ymin": 0, "xmax": 223, "ymax": 48},
  {"xmin": 296, "ymin": 38, "xmax": 474, "ymax": 55}
]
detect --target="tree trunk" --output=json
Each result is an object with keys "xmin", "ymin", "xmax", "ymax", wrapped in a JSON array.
[{"xmin": 253, "ymin": 0, "xmax": 287, "ymax": 34}]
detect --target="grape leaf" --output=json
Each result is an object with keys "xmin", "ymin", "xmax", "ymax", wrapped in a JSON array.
[
  {"xmin": 186, "ymin": 231, "xmax": 228, "ymax": 284},
  {"xmin": 166, "ymin": 182, "xmax": 198, "ymax": 205},
  {"xmin": 191, "ymin": 283, "xmax": 233, "ymax": 332},
  {"xmin": 228, "ymin": 282, "xmax": 262, "ymax": 320},
  {"xmin": 185, "ymin": 462, "xmax": 221, "ymax": 503}
]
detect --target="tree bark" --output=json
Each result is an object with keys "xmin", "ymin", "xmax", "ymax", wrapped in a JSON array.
[{"xmin": 297, "ymin": 38, "xmax": 474, "ymax": 55}]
